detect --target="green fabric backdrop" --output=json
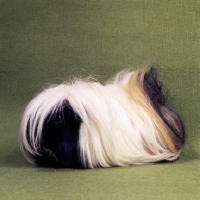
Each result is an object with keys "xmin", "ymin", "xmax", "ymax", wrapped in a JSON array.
[{"xmin": 0, "ymin": 0, "xmax": 199, "ymax": 199}]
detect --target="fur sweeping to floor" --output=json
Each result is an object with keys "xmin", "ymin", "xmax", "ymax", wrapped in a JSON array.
[{"xmin": 19, "ymin": 67, "xmax": 185, "ymax": 168}]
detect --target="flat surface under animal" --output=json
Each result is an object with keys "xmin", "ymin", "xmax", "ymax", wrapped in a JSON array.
[{"xmin": 0, "ymin": 0, "xmax": 199, "ymax": 199}]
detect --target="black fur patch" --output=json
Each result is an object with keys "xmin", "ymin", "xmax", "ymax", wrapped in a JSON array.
[
  {"xmin": 143, "ymin": 68, "xmax": 185, "ymax": 151},
  {"xmin": 28, "ymin": 101, "xmax": 83, "ymax": 168}
]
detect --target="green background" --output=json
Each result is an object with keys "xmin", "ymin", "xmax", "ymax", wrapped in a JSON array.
[{"xmin": 0, "ymin": 0, "xmax": 199, "ymax": 199}]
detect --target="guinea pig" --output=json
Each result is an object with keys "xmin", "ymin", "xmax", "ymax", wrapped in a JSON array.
[{"xmin": 19, "ymin": 67, "xmax": 185, "ymax": 168}]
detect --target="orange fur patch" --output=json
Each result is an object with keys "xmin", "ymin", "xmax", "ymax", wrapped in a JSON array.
[{"xmin": 126, "ymin": 68, "xmax": 177, "ymax": 154}]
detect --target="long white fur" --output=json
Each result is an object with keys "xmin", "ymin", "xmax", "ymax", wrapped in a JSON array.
[{"xmin": 19, "ymin": 70, "xmax": 178, "ymax": 168}]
